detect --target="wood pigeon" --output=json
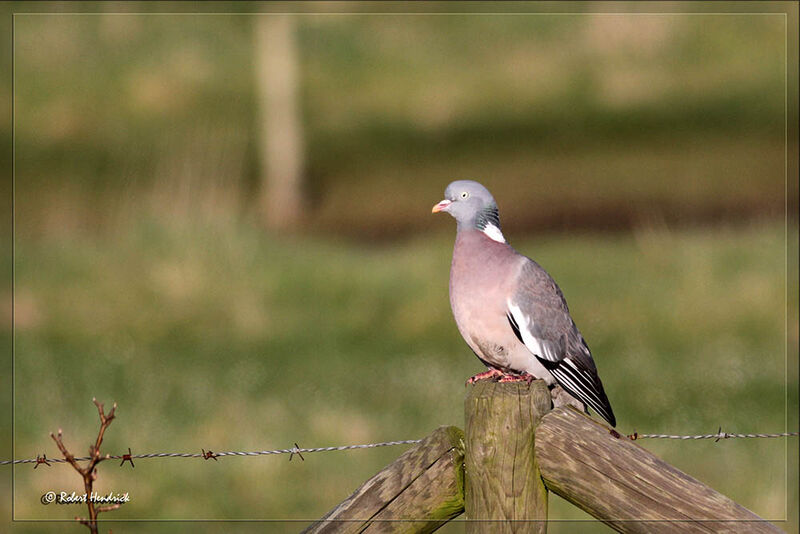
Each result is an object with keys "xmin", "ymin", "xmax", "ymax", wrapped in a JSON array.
[{"xmin": 433, "ymin": 180, "xmax": 616, "ymax": 427}]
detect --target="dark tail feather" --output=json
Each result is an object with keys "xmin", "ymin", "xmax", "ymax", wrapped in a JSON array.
[{"xmin": 541, "ymin": 357, "xmax": 616, "ymax": 427}]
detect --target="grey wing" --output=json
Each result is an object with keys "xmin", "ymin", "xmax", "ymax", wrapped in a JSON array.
[{"xmin": 506, "ymin": 259, "xmax": 616, "ymax": 427}]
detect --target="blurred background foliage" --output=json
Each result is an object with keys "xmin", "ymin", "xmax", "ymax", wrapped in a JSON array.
[{"xmin": 1, "ymin": 2, "xmax": 798, "ymax": 533}]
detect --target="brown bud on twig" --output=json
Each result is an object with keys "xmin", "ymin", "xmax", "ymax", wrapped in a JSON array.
[{"xmin": 96, "ymin": 503, "xmax": 122, "ymax": 514}]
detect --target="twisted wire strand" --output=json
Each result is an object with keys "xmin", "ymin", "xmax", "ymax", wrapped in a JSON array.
[
  {"xmin": 3, "ymin": 430, "xmax": 799, "ymax": 466},
  {"xmin": 632, "ymin": 431, "xmax": 799, "ymax": 441},
  {"xmin": 0, "ymin": 439, "xmax": 423, "ymax": 466}
]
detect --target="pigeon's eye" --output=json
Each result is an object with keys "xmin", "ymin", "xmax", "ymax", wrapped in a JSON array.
[{"xmin": 460, "ymin": 191, "xmax": 469, "ymax": 199}]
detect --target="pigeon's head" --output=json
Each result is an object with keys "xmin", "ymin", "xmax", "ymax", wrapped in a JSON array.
[{"xmin": 432, "ymin": 180, "xmax": 505, "ymax": 240}]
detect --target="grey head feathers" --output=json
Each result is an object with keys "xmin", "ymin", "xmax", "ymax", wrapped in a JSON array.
[{"xmin": 432, "ymin": 180, "xmax": 505, "ymax": 241}]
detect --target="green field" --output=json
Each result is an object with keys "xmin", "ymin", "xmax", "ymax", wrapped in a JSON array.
[{"xmin": 3, "ymin": 218, "xmax": 797, "ymax": 533}]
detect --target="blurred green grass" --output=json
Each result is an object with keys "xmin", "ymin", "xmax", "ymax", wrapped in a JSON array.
[
  {"xmin": 3, "ymin": 217, "xmax": 797, "ymax": 532},
  {"xmin": 11, "ymin": 11, "xmax": 792, "ymax": 239}
]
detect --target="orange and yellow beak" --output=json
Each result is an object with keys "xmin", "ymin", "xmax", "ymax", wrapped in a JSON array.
[{"xmin": 431, "ymin": 199, "xmax": 452, "ymax": 213}]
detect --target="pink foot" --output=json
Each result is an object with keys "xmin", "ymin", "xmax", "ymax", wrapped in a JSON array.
[
  {"xmin": 466, "ymin": 368, "xmax": 504, "ymax": 385},
  {"xmin": 498, "ymin": 372, "xmax": 535, "ymax": 384}
]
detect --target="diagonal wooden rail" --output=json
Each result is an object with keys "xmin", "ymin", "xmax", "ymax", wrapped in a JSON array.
[
  {"xmin": 301, "ymin": 426, "xmax": 465, "ymax": 534},
  {"xmin": 305, "ymin": 380, "xmax": 783, "ymax": 533},
  {"xmin": 535, "ymin": 406, "xmax": 782, "ymax": 533}
]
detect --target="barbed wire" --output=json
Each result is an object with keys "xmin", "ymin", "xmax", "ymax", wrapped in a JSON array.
[
  {"xmin": 627, "ymin": 430, "xmax": 800, "ymax": 441},
  {"xmin": 0, "ymin": 439, "xmax": 424, "ymax": 466},
  {"xmin": 2, "ymin": 428, "xmax": 798, "ymax": 467}
]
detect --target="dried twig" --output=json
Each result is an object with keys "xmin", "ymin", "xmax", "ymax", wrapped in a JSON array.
[{"xmin": 50, "ymin": 398, "xmax": 118, "ymax": 534}]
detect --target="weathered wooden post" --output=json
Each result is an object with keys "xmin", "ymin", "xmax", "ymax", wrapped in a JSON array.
[
  {"xmin": 464, "ymin": 380, "xmax": 552, "ymax": 533},
  {"xmin": 303, "ymin": 425, "xmax": 465, "ymax": 534}
]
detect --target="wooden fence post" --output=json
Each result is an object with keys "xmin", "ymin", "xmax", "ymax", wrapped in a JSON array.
[
  {"xmin": 464, "ymin": 380, "xmax": 552, "ymax": 533},
  {"xmin": 535, "ymin": 406, "xmax": 782, "ymax": 533},
  {"xmin": 302, "ymin": 425, "xmax": 465, "ymax": 534}
]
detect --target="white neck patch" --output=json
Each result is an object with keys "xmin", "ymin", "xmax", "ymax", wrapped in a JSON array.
[{"xmin": 482, "ymin": 223, "xmax": 506, "ymax": 243}]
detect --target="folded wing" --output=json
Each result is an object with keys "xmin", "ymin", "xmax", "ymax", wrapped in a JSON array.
[{"xmin": 507, "ymin": 260, "xmax": 616, "ymax": 427}]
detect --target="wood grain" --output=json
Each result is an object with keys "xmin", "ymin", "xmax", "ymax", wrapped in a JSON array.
[
  {"xmin": 302, "ymin": 425, "xmax": 465, "ymax": 534},
  {"xmin": 535, "ymin": 406, "xmax": 782, "ymax": 533},
  {"xmin": 464, "ymin": 380, "xmax": 552, "ymax": 533}
]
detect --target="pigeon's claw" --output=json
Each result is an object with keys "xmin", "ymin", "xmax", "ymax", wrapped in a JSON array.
[
  {"xmin": 498, "ymin": 372, "xmax": 535, "ymax": 384},
  {"xmin": 466, "ymin": 368, "xmax": 504, "ymax": 385}
]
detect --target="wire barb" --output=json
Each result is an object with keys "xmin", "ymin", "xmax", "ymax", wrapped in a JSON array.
[
  {"xmin": 120, "ymin": 447, "xmax": 134, "ymax": 468},
  {"xmin": 289, "ymin": 443, "xmax": 304, "ymax": 462}
]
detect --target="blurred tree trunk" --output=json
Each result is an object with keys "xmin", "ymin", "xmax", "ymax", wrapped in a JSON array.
[{"xmin": 254, "ymin": 14, "xmax": 305, "ymax": 230}]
